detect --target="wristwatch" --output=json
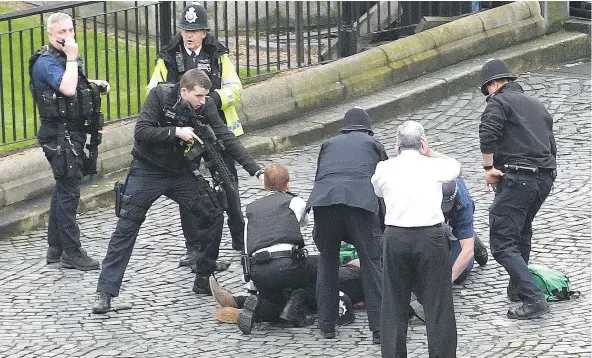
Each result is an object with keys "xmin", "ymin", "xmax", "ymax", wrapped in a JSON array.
[{"xmin": 483, "ymin": 165, "xmax": 493, "ymax": 171}]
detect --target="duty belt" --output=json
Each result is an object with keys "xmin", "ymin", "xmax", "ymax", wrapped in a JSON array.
[
  {"xmin": 249, "ymin": 248, "xmax": 308, "ymax": 265},
  {"xmin": 503, "ymin": 164, "xmax": 555, "ymax": 176}
]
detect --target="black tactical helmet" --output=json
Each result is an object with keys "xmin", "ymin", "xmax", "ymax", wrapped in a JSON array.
[
  {"xmin": 441, "ymin": 179, "xmax": 458, "ymax": 214},
  {"xmin": 340, "ymin": 107, "xmax": 373, "ymax": 136},
  {"xmin": 480, "ymin": 59, "xmax": 517, "ymax": 96},
  {"xmin": 179, "ymin": 3, "xmax": 209, "ymax": 31}
]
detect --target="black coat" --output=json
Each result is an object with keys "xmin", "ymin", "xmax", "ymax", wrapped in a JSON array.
[
  {"xmin": 131, "ymin": 83, "xmax": 259, "ymax": 174},
  {"xmin": 306, "ymin": 131, "xmax": 388, "ymax": 214},
  {"xmin": 479, "ymin": 82, "xmax": 557, "ymax": 169}
]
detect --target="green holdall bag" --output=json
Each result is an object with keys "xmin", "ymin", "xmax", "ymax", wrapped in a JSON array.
[{"xmin": 528, "ymin": 264, "xmax": 580, "ymax": 302}]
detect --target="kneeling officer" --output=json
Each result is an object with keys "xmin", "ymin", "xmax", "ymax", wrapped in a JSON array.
[{"xmin": 93, "ymin": 69, "xmax": 261, "ymax": 313}]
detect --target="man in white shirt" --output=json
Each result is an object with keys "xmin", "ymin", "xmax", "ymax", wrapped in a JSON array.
[{"xmin": 371, "ymin": 120, "xmax": 460, "ymax": 358}]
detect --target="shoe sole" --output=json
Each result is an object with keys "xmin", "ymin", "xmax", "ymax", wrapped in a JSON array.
[
  {"xmin": 92, "ymin": 307, "xmax": 110, "ymax": 314},
  {"xmin": 60, "ymin": 261, "xmax": 100, "ymax": 271},
  {"xmin": 238, "ymin": 296, "xmax": 260, "ymax": 335},
  {"xmin": 507, "ymin": 306, "xmax": 550, "ymax": 320},
  {"xmin": 46, "ymin": 258, "xmax": 60, "ymax": 264}
]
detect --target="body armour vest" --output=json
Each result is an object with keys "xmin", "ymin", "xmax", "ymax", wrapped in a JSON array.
[
  {"xmin": 245, "ymin": 192, "xmax": 305, "ymax": 255},
  {"xmin": 170, "ymin": 44, "xmax": 222, "ymax": 90},
  {"xmin": 29, "ymin": 45, "xmax": 100, "ymax": 130}
]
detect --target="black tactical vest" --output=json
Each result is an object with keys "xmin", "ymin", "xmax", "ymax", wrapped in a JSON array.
[
  {"xmin": 171, "ymin": 45, "xmax": 222, "ymax": 91},
  {"xmin": 245, "ymin": 192, "xmax": 305, "ymax": 255},
  {"xmin": 29, "ymin": 45, "xmax": 100, "ymax": 130}
]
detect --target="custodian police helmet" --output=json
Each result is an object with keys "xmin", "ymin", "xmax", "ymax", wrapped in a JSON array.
[
  {"xmin": 340, "ymin": 106, "xmax": 373, "ymax": 136},
  {"xmin": 441, "ymin": 179, "xmax": 458, "ymax": 214},
  {"xmin": 179, "ymin": 3, "xmax": 209, "ymax": 31},
  {"xmin": 480, "ymin": 59, "xmax": 517, "ymax": 96}
]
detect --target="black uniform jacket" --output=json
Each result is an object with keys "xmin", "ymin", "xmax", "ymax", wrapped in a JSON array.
[
  {"xmin": 131, "ymin": 83, "xmax": 259, "ymax": 175},
  {"xmin": 306, "ymin": 131, "xmax": 388, "ymax": 214},
  {"xmin": 479, "ymin": 82, "xmax": 557, "ymax": 169}
]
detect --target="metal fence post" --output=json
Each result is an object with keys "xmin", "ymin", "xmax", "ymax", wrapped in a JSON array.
[
  {"xmin": 295, "ymin": 1, "xmax": 304, "ymax": 67},
  {"xmin": 159, "ymin": 1, "xmax": 172, "ymax": 48},
  {"xmin": 339, "ymin": 1, "xmax": 357, "ymax": 57}
]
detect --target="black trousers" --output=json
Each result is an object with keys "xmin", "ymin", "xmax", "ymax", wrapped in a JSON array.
[
  {"xmin": 381, "ymin": 225, "xmax": 457, "ymax": 358},
  {"xmin": 250, "ymin": 256, "xmax": 317, "ymax": 322},
  {"xmin": 313, "ymin": 205, "xmax": 383, "ymax": 332},
  {"xmin": 489, "ymin": 171, "xmax": 553, "ymax": 303},
  {"xmin": 180, "ymin": 151, "xmax": 245, "ymax": 251},
  {"xmin": 97, "ymin": 161, "xmax": 223, "ymax": 297},
  {"xmin": 39, "ymin": 129, "xmax": 86, "ymax": 254}
]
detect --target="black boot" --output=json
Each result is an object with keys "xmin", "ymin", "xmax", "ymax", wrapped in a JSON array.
[
  {"xmin": 193, "ymin": 275, "xmax": 212, "ymax": 295},
  {"xmin": 280, "ymin": 289, "xmax": 313, "ymax": 328},
  {"xmin": 60, "ymin": 249, "xmax": 100, "ymax": 271},
  {"xmin": 238, "ymin": 295, "xmax": 262, "ymax": 335},
  {"xmin": 507, "ymin": 298, "xmax": 550, "ymax": 320},
  {"xmin": 46, "ymin": 246, "xmax": 62, "ymax": 264},
  {"xmin": 473, "ymin": 232, "xmax": 488, "ymax": 266},
  {"xmin": 92, "ymin": 292, "xmax": 112, "ymax": 314}
]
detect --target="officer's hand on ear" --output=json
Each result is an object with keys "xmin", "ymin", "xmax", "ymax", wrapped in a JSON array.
[{"xmin": 63, "ymin": 37, "xmax": 78, "ymax": 59}]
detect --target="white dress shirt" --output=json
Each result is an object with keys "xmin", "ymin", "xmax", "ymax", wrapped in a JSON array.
[
  {"xmin": 371, "ymin": 150, "xmax": 461, "ymax": 227},
  {"xmin": 184, "ymin": 45, "xmax": 202, "ymax": 57}
]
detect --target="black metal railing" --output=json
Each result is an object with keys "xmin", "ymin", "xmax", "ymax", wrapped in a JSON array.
[{"xmin": 0, "ymin": 1, "xmax": 476, "ymax": 153}]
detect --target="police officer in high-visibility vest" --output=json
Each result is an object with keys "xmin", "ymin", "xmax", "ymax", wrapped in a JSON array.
[
  {"xmin": 30, "ymin": 12, "xmax": 109, "ymax": 271},
  {"xmin": 147, "ymin": 3, "xmax": 246, "ymax": 266}
]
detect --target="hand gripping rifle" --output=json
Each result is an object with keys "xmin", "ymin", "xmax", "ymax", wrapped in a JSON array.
[{"xmin": 175, "ymin": 104, "xmax": 242, "ymax": 224}]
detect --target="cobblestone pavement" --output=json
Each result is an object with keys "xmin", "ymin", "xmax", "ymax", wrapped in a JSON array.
[{"xmin": 1, "ymin": 62, "xmax": 590, "ymax": 358}]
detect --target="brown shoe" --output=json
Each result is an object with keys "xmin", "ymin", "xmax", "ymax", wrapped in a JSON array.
[
  {"xmin": 209, "ymin": 276, "xmax": 238, "ymax": 308},
  {"xmin": 214, "ymin": 307, "xmax": 240, "ymax": 324}
]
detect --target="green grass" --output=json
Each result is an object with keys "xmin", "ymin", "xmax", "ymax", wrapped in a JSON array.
[{"xmin": 0, "ymin": 4, "xmax": 277, "ymax": 154}]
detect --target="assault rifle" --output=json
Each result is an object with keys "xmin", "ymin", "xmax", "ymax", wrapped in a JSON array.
[
  {"xmin": 174, "ymin": 104, "xmax": 242, "ymax": 228},
  {"xmin": 83, "ymin": 83, "xmax": 105, "ymax": 178}
]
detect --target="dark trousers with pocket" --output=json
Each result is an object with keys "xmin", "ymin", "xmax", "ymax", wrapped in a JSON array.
[
  {"xmin": 97, "ymin": 160, "xmax": 223, "ymax": 297},
  {"xmin": 40, "ymin": 129, "xmax": 86, "ymax": 254},
  {"xmin": 381, "ymin": 225, "xmax": 457, "ymax": 358},
  {"xmin": 489, "ymin": 171, "xmax": 554, "ymax": 303},
  {"xmin": 250, "ymin": 255, "xmax": 318, "ymax": 322},
  {"xmin": 180, "ymin": 152, "xmax": 245, "ymax": 252},
  {"xmin": 313, "ymin": 205, "xmax": 383, "ymax": 333}
]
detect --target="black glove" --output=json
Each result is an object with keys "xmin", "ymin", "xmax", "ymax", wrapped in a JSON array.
[{"xmin": 209, "ymin": 90, "xmax": 222, "ymax": 109}]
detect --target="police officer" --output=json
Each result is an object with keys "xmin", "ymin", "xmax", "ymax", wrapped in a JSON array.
[
  {"xmin": 479, "ymin": 59, "xmax": 557, "ymax": 319},
  {"xmin": 234, "ymin": 163, "xmax": 317, "ymax": 335},
  {"xmin": 148, "ymin": 3, "xmax": 246, "ymax": 265},
  {"xmin": 30, "ymin": 12, "xmax": 109, "ymax": 271},
  {"xmin": 441, "ymin": 177, "xmax": 488, "ymax": 284},
  {"xmin": 307, "ymin": 107, "xmax": 386, "ymax": 344},
  {"xmin": 92, "ymin": 69, "xmax": 262, "ymax": 314}
]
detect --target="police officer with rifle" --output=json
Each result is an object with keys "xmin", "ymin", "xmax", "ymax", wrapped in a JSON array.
[
  {"xmin": 30, "ymin": 12, "xmax": 109, "ymax": 271},
  {"xmin": 93, "ymin": 69, "xmax": 262, "ymax": 314},
  {"xmin": 148, "ymin": 3, "xmax": 247, "ymax": 264}
]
